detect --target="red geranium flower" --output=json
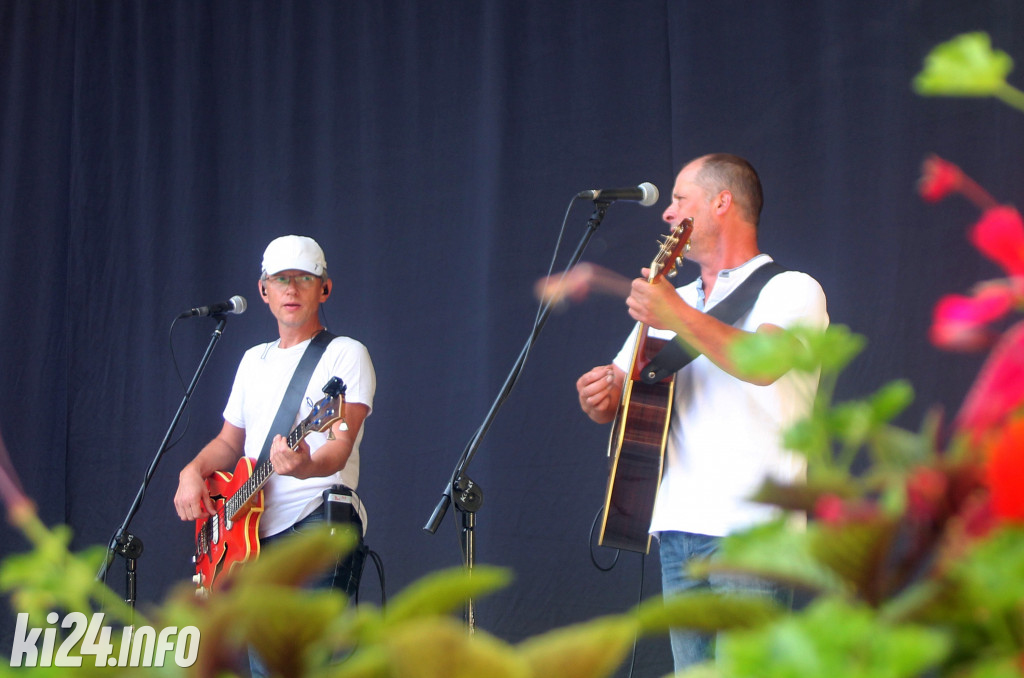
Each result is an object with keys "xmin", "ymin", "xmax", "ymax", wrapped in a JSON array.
[
  {"xmin": 929, "ymin": 282, "xmax": 1017, "ymax": 351},
  {"xmin": 955, "ymin": 320, "xmax": 1024, "ymax": 440},
  {"xmin": 983, "ymin": 415, "xmax": 1024, "ymax": 522},
  {"xmin": 918, "ymin": 155, "xmax": 964, "ymax": 202},
  {"xmin": 968, "ymin": 206, "xmax": 1024, "ymax": 276},
  {"xmin": 814, "ymin": 494, "xmax": 846, "ymax": 524}
]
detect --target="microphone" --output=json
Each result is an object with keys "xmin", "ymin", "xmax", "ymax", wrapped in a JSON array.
[
  {"xmin": 577, "ymin": 182, "xmax": 659, "ymax": 207},
  {"xmin": 178, "ymin": 295, "xmax": 247, "ymax": 319}
]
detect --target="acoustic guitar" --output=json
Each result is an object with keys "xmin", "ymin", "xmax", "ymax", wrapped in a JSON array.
[
  {"xmin": 192, "ymin": 376, "xmax": 347, "ymax": 593},
  {"xmin": 599, "ymin": 217, "xmax": 693, "ymax": 553}
]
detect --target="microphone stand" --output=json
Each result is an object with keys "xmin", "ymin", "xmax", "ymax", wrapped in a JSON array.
[
  {"xmin": 96, "ymin": 314, "xmax": 231, "ymax": 618},
  {"xmin": 423, "ymin": 200, "xmax": 613, "ymax": 633}
]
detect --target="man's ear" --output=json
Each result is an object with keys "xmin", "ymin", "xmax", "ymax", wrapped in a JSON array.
[
  {"xmin": 715, "ymin": 190, "xmax": 732, "ymax": 213},
  {"xmin": 321, "ymin": 278, "xmax": 332, "ymax": 299},
  {"xmin": 258, "ymin": 278, "xmax": 269, "ymax": 301}
]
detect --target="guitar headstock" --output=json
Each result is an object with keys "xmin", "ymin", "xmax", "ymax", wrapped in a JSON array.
[
  {"xmin": 647, "ymin": 217, "xmax": 693, "ymax": 282},
  {"xmin": 290, "ymin": 378, "xmax": 349, "ymax": 448}
]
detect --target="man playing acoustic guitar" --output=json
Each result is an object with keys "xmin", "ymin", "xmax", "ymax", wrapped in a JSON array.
[
  {"xmin": 173, "ymin": 235, "xmax": 375, "ymax": 674},
  {"xmin": 576, "ymin": 154, "xmax": 828, "ymax": 671}
]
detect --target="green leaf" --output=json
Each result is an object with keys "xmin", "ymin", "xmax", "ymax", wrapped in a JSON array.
[
  {"xmin": 914, "ymin": 32, "xmax": 1013, "ymax": 96},
  {"xmin": 808, "ymin": 518, "xmax": 900, "ymax": 605},
  {"xmin": 676, "ymin": 665, "xmax": 724, "ymax": 678},
  {"xmin": 690, "ymin": 520, "xmax": 846, "ymax": 594},
  {"xmin": 718, "ymin": 598, "xmax": 950, "ymax": 678},
  {"xmin": 882, "ymin": 525, "xmax": 1024, "ymax": 669},
  {"xmin": 730, "ymin": 328, "xmax": 804, "ymax": 377},
  {"xmin": 636, "ymin": 590, "xmax": 783, "ymax": 636},
  {"xmin": 730, "ymin": 325, "xmax": 865, "ymax": 380},
  {"xmin": 953, "ymin": 525, "xmax": 1024, "ymax": 610},
  {"xmin": 829, "ymin": 381, "xmax": 911, "ymax": 445},
  {"xmin": 868, "ymin": 424, "xmax": 934, "ymax": 471},
  {"xmin": 781, "ymin": 416, "xmax": 832, "ymax": 462},
  {"xmin": 957, "ymin": 656, "xmax": 1024, "ymax": 678},
  {"xmin": 236, "ymin": 523, "xmax": 359, "ymax": 589},
  {"xmin": 868, "ymin": 380, "xmax": 915, "ymax": 422},
  {"xmin": 343, "ymin": 617, "xmax": 528, "ymax": 678},
  {"xmin": 154, "ymin": 528, "xmax": 360, "ymax": 676},
  {"xmin": 830, "ymin": 400, "xmax": 876, "ymax": 448},
  {"xmin": 518, "ymin": 616, "xmax": 636, "ymax": 678},
  {"xmin": 242, "ymin": 586, "xmax": 347, "ymax": 677},
  {"xmin": 751, "ymin": 476, "xmax": 858, "ymax": 512},
  {"xmin": 0, "ymin": 513, "xmax": 134, "ymax": 626},
  {"xmin": 803, "ymin": 325, "xmax": 866, "ymax": 373},
  {"xmin": 378, "ymin": 565, "xmax": 512, "ymax": 627}
]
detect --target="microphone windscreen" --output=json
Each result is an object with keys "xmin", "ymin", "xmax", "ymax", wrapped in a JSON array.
[{"xmin": 638, "ymin": 182, "xmax": 659, "ymax": 207}]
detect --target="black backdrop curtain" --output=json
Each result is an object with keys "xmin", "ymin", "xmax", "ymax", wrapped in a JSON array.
[{"xmin": 2, "ymin": 1, "xmax": 1022, "ymax": 674}]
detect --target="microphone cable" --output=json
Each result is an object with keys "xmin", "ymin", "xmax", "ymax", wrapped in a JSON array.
[
  {"xmin": 588, "ymin": 503, "xmax": 647, "ymax": 678},
  {"xmin": 98, "ymin": 314, "xmax": 198, "ymax": 592}
]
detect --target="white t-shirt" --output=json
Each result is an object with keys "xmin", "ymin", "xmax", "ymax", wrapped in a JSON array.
[
  {"xmin": 613, "ymin": 255, "xmax": 828, "ymax": 537},
  {"xmin": 223, "ymin": 335, "xmax": 375, "ymax": 538}
]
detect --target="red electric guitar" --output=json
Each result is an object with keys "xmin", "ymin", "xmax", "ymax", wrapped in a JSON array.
[
  {"xmin": 599, "ymin": 217, "xmax": 693, "ymax": 553},
  {"xmin": 192, "ymin": 376, "xmax": 347, "ymax": 593}
]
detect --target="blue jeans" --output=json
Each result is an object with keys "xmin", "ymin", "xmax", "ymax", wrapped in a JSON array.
[
  {"xmin": 249, "ymin": 509, "xmax": 365, "ymax": 677},
  {"xmin": 659, "ymin": 530, "xmax": 790, "ymax": 671}
]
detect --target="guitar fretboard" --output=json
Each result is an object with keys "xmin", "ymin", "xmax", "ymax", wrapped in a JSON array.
[{"xmin": 223, "ymin": 398, "xmax": 342, "ymax": 521}]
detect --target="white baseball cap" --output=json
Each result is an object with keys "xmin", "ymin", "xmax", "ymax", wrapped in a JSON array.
[{"xmin": 261, "ymin": 235, "xmax": 328, "ymax": 277}]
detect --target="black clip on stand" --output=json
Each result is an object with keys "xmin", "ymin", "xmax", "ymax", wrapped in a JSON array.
[
  {"xmin": 424, "ymin": 199, "xmax": 613, "ymax": 633},
  {"xmin": 96, "ymin": 314, "xmax": 231, "ymax": 619}
]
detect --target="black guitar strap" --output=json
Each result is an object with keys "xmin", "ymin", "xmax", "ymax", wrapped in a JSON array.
[
  {"xmin": 639, "ymin": 261, "xmax": 786, "ymax": 384},
  {"xmin": 255, "ymin": 329, "xmax": 337, "ymax": 467}
]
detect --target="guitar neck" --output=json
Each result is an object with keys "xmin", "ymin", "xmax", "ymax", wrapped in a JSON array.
[
  {"xmin": 223, "ymin": 420, "xmax": 315, "ymax": 521},
  {"xmin": 220, "ymin": 380, "xmax": 345, "ymax": 521},
  {"xmin": 627, "ymin": 321, "xmax": 651, "ymax": 381},
  {"xmin": 626, "ymin": 220, "xmax": 691, "ymax": 381},
  {"xmin": 225, "ymin": 459, "xmax": 274, "ymax": 521}
]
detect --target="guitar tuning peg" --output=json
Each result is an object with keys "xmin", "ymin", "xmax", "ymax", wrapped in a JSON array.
[
  {"xmin": 676, "ymin": 256, "xmax": 684, "ymax": 267},
  {"xmin": 666, "ymin": 268, "xmax": 677, "ymax": 279}
]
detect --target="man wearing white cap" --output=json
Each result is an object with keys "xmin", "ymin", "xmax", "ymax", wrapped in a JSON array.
[{"xmin": 174, "ymin": 235, "xmax": 375, "ymax": 602}]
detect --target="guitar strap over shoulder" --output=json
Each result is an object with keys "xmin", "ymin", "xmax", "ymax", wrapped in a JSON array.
[
  {"xmin": 255, "ymin": 329, "xmax": 337, "ymax": 467},
  {"xmin": 639, "ymin": 262, "xmax": 786, "ymax": 384}
]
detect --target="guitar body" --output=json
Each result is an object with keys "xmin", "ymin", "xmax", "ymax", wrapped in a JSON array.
[
  {"xmin": 598, "ymin": 218, "xmax": 692, "ymax": 554},
  {"xmin": 193, "ymin": 456, "xmax": 264, "ymax": 593},
  {"xmin": 600, "ymin": 338, "xmax": 675, "ymax": 553}
]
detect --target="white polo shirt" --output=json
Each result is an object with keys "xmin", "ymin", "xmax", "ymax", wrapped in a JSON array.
[{"xmin": 613, "ymin": 255, "xmax": 829, "ymax": 537}]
